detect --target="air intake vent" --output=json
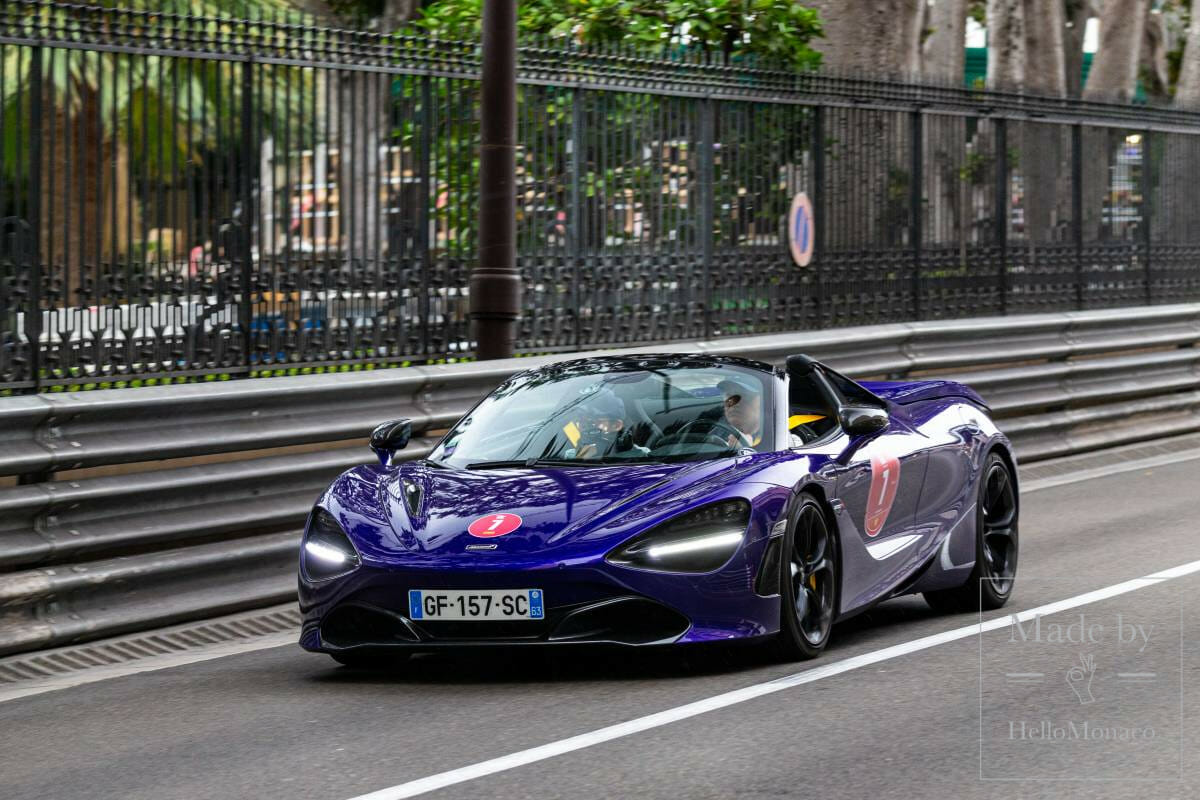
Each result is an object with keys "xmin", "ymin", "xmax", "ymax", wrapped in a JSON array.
[{"xmin": 401, "ymin": 478, "xmax": 423, "ymax": 516}]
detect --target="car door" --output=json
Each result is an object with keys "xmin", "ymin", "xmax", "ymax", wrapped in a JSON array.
[{"xmin": 819, "ymin": 368, "xmax": 931, "ymax": 564}]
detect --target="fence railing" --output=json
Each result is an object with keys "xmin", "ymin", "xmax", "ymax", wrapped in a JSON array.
[
  {"xmin": 3, "ymin": 1, "xmax": 1200, "ymax": 393},
  {"xmin": 2, "ymin": 303, "xmax": 1199, "ymax": 656}
]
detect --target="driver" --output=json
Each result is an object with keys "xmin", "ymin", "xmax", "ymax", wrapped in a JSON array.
[
  {"xmin": 716, "ymin": 376, "xmax": 764, "ymax": 449},
  {"xmin": 565, "ymin": 390, "xmax": 647, "ymax": 459}
]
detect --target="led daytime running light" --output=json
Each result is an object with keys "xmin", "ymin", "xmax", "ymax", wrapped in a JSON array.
[
  {"xmin": 645, "ymin": 531, "xmax": 744, "ymax": 559},
  {"xmin": 305, "ymin": 539, "xmax": 350, "ymax": 565}
]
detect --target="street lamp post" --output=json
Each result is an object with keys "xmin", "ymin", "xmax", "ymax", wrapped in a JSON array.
[{"xmin": 471, "ymin": 0, "xmax": 520, "ymax": 359}]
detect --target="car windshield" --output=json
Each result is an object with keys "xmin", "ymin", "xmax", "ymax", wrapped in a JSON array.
[{"xmin": 429, "ymin": 362, "xmax": 776, "ymax": 468}]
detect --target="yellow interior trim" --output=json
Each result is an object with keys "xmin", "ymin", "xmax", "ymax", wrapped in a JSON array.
[
  {"xmin": 789, "ymin": 414, "xmax": 826, "ymax": 429},
  {"xmin": 563, "ymin": 421, "xmax": 581, "ymax": 446}
]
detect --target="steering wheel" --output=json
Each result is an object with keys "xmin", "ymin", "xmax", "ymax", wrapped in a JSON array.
[{"xmin": 658, "ymin": 418, "xmax": 747, "ymax": 452}]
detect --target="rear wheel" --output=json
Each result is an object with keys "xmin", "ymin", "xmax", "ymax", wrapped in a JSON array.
[
  {"xmin": 330, "ymin": 650, "xmax": 411, "ymax": 669},
  {"xmin": 924, "ymin": 452, "xmax": 1018, "ymax": 613},
  {"xmin": 774, "ymin": 495, "xmax": 838, "ymax": 661}
]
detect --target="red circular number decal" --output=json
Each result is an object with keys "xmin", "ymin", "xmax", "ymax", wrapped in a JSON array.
[
  {"xmin": 467, "ymin": 513, "xmax": 523, "ymax": 538},
  {"xmin": 864, "ymin": 453, "xmax": 901, "ymax": 538}
]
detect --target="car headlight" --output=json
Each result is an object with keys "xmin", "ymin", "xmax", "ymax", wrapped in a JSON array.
[
  {"xmin": 302, "ymin": 508, "xmax": 361, "ymax": 581},
  {"xmin": 606, "ymin": 499, "xmax": 751, "ymax": 573}
]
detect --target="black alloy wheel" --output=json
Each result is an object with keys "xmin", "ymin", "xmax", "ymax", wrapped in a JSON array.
[
  {"xmin": 775, "ymin": 494, "xmax": 838, "ymax": 660},
  {"xmin": 925, "ymin": 451, "xmax": 1019, "ymax": 613}
]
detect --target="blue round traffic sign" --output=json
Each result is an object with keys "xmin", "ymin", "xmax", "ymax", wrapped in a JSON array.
[{"xmin": 788, "ymin": 192, "xmax": 814, "ymax": 267}]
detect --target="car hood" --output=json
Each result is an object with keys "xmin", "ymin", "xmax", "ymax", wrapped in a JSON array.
[{"xmin": 379, "ymin": 459, "xmax": 745, "ymax": 555}]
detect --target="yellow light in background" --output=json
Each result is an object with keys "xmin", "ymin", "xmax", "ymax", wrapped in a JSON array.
[{"xmin": 1126, "ymin": 134, "xmax": 1143, "ymax": 145}]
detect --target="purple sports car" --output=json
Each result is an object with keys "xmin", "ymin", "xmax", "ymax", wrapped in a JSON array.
[{"xmin": 298, "ymin": 354, "xmax": 1018, "ymax": 666}]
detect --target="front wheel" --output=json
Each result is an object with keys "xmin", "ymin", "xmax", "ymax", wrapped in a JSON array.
[
  {"xmin": 773, "ymin": 495, "xmax": 838, "ymax": 661},
  {"xmin": 925, "ymin": 452, "xmax": 1019, "ymax": 613}
]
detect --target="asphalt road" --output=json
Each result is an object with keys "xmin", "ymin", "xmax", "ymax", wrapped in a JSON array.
[{"xmin": 3, "ymin": 457, "xmax": 1199, "ymax": 800}]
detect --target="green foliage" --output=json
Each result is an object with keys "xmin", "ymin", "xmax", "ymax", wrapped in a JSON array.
[
  {"xmin": 0, "ymin": 0, "xmax": 312, "ymax": 183},
  {"xmin": 411, "ymin": 0, "xmax": 823, "ymax": 69},
  {"xmin": 967, "ymin": 0, "xmax": 987, "ymax": 27},
  {"xmin": 959, "ymin": 150, "xmax": 991, "ymax": 185}
]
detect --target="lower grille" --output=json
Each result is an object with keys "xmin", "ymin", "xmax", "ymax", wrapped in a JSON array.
[
  {"xmin": 549, "ymin": 598, "xmax": 690, "ymax": 645},
  {"xmin": 318, "ymin": 596, "xmax": 689, "ymax": 647},
  {"xmin": 320, "ymin": 604, "xmax": 419, "ymax": 647}
]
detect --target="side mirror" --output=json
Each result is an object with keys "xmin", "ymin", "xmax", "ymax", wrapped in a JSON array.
[
  {"xmin": 839, "ymin": 406, "xmax": 888, "ymax": 436},
  {"xmin": 369, "ymin": 418, "xmax": 413, "ymax": 466}
]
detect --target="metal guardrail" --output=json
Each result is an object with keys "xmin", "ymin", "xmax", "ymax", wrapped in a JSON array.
[{"xmin": 1, "ymin": 304, "xmax": 1198, "ymax": 656}]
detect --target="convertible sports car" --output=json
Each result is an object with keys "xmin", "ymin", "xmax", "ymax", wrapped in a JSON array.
[{"xmin": 298, "ymin": 354, "xmax": 1018, "ymax": 665}]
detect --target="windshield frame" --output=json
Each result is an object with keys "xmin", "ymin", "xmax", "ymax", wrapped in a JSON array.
[{"xmin": 426, "ymin": 359, "xmax": 782, "ymax": 468}]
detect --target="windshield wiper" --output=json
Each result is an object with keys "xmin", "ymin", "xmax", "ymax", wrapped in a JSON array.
[
  {"xmin": 464, "ymin": 458, "xmax": 538, "ymax": 469},
  {"xmin": 652, "ymin": 448, "xmax": 743, "ymax": 464},
  {"xmin": 464, "ymin": 458, "xmax": 614, "ymax": 470}
]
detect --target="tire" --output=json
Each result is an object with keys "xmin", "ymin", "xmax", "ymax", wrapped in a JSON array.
[
  {"xmin": 773, "ymin": 494, "xmax": 838, "ymax": 661},
  {"xmin": 330, "ymin": 650, "xmax": 411, "ymax": 669},
  {"xmin": 924, "ymin": 452, "xmax": 1018, "ymax": 614}
]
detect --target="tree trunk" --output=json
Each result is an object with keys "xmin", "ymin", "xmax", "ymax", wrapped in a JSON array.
[
  {"xmin": 987, "ymin": 0, "xmax": 1026, "ymax": 91},
  {"xmin": 1163, "ymin": 13, "xmax": 1200, "ymax": 242},
  {"xmin": 305, "ymin": 0, "xmax": 418, "ymax": 269},
  {"xmin": 811, "ymin": 0, "xmax": 926, "ymax": 255},
  {"xmin": 1080, "ymin": 0, "xmax": 1147, "ymax": 242},
  {"xmin": 1082, "ymin": 0, "xmax": 1148, "ymax": 102},
  {"xmin": 809, "ymin": 0, "xmax": 925, "ymax": 76},
  {"xmin": 923, "ymin": 0, "xmax": 967, "ymax": 84},
  {"xmin": 1178, "ymin": 14, "xmax": 1200, "ymax": 109},
  {"xmin": 338, "ymin": 70, "xmax": 387, "ymax": 268},
  {"xmin": 1022, "ymin": 0, "xmax": 1066, "ymax": 95},
  {"xmin": 41, "ymin": 81, "xmax": 136, "ymax": 310},
  {"xmin": 1020, "ymin": 0, "xmax": 1067, "ymax": 244},
  {"xmin": 1139, "ymin": 7, "xmax": 1169, "ymax": 101},
  {"xmin": 921, "ymin": 2, "xmax": 968, "ymax": 257}
]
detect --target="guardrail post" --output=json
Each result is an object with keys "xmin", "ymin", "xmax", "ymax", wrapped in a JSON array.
[
  {"xmin": 418, "ymin": 74, "xmax": 432, "ymax": 359},
  {"xmin": 25, "ymin": 47, "xmax": 43, "ymax": 396},
  {"xmin": 239, "ymin": 58, "xmax": 254, "ymax": 368},
  {"xmin": 1072, "ymin": 123, "xmax": 1083, "ymax": 309},
  {"xmin": 569, "ymin": 88, "xmax": 584, "ymax": 351},
  {"xmin": 1142, "ymin": 128, "xmax": 1153, "ymax": 305},
  {"xmin": 699, "ymin": 96, "xmax": 715, "ymax": 340},
  {"xmin": 994, "ymin": 118, "xmax": 1008, "ymax": 315},
  {"xmin": 910, "ymin": 109, "xmax": 923, "ymax": 320},
  {"xmin": 811, "ymin": 105, "xmax": 825, "ymax": 327}
]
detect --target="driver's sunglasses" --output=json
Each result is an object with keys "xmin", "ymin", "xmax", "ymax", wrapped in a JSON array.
[{"xmin": 723, "ymin": 394, "xmax": 742, "ymax": 408}]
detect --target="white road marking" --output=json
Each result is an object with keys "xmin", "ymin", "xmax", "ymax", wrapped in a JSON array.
[
  {"xmin": 1021, "ymin": 445, "xmax": 1200, "ymax": 494},
  {"xmin": 343, "ymin": 558, "xmax": 1200, "ymax": 800}
]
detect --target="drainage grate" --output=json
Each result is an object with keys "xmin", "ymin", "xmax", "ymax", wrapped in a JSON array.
[{"xmin": 0, "ymin": 604, "xmax": 301, "ymax": 686}]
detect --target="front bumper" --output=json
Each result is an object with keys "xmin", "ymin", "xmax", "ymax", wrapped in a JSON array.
[{"xmin": 298, "ymin": 553, "xmax": 780, "ymax": 653}]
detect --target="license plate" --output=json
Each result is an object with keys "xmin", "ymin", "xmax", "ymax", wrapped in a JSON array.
[{"xmin": 408, "ymin": 589, "xmax": 545, "ymax": 621}]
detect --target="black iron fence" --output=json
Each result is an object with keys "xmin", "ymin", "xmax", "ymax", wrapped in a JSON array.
[{"xmin": 2, "ymin": 0, "xmax": 1199, "ymax": 393}]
